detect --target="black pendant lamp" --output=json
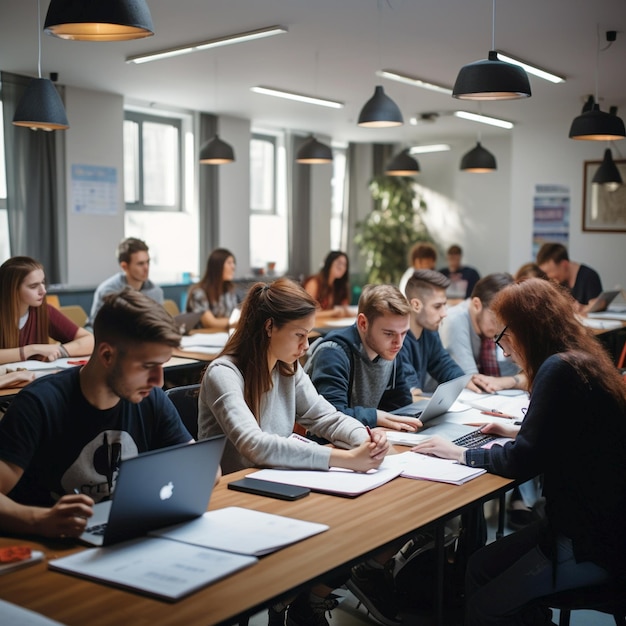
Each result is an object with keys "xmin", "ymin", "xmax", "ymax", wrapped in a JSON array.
[
  {"xmin": 296, "ymin": 136, "xmax": 332, "ymax": 164},
  {"xmin": 592, "ymin": 148, "xmax": 622, "ymax": 188},
  {"xmin": 569, "ymin": 104, "xmax": 626, "ymax": 141},
  {"xmin": 44, "ymin": 0, "xmax": 154, "ymax": 41},
  {"xmin": 385, "ymin": 149, "xmax": 420, "ymax": 176},
  {"xmin": 199, "ymin": 135, "xmax": 235, "ymax": 165},
  {"xmin": 13, "ymin": 0, "xmax": 69, "ymax": 131},
  {"xmin": 460, "ymin": 142, "xmax": 497, "ymax": 172},
  {"xmin": 452, "ymin": 1, "xmax": 531, "ymax": 100},
  {"xmin": 358, "ymin": 86, "xmax": 403, "ymax": 128}
]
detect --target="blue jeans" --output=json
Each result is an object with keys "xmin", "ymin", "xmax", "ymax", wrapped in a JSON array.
[{"xmin": 466, "ymin": 521, "xmax": 610, "ymax": 625}]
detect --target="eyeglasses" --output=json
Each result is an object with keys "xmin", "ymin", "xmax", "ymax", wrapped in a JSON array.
[{"xmin": 493, "ymin": 325, "xmax": 508, "ymax": 350}]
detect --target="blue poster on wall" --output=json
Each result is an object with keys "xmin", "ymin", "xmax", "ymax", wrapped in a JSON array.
[
  {"xmin": 71, "ymin": 164, "xmax": 118, "ymax": 215},
  {"xmin": 532, "ymin": 184, "xmax": 570, "ymax": 258}
]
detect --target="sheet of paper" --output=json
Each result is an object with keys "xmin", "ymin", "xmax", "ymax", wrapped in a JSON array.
[
  {"xmin": 1, "ymin": 357, "xmax": 81, "ymax": 372},
  {"xmin": 458, "ymin": 389, "xmax": 529, "ymax": 419},
  {"xmin": 49, "ymin": 537, "xmax": 257, "ymax": 601},
  {"xmin": 384, "ymin": 451, "xmax": 486, "ymax": 485},
  {"xmin": 179, "ymin": 332, "xmax": 229, "ymax": 350},
  {"xmin": 385, "ymin": 431, "xmax": 433, "ymax": 446},
  {"xmin": 150, "ymin": 507, "xmax": 328, "ymax": 555},
  {"xmin": 0, "ymin": 600, "xmax": 65, "ymax": 626},
  {"xmin": 247, "ymin": 465, "xmax": 403, "ymax": 497}
]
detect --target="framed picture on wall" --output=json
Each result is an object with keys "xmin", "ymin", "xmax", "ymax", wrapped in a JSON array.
[{"xmin": 582, "ymin": 159, "xmax": 626, "ymax": 232}]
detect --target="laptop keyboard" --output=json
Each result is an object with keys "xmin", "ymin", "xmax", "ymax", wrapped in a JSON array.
[
  {"xmin": 452, "ymin": 429, "xmax": 499, "ymax": 449},
  {"xmin": 85, "ymin": 522, "xmax": 108, "ymax": 536}
]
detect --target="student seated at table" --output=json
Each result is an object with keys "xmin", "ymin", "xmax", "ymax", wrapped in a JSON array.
[
  {"xmin": 438, "ymin": 244, "xmax": 481, "ymax": 299},
  {"xmin": 198, "ymin": 277, "xmax": 390, "ymax": 626},
  {"xmin": 186, "ymin": 247, "xmax": 242, "ymax": 330},
  {"xmin": 0, "ymin": 256, "xmax": 94, "ymax": 366},
  {"xmin": 0, "ymin": 289, "xmax": 197, "ymax": 540},
  {"xmin": 412, "ymin": 278, "xmax": 626, "ymax": 626},
  {"xmin": 536, "ymin": 242, "xmax": 602, "ymax": 314},
  {"xmin": 303, "ymin": 250, "xmax": 351, "ymax": 319},
  {"xmin": 514, "ymin": 262, "xmax": 548, "ymax": 282},
  {"xmin": 400, "ymin": 269, "xmax": 483, "ymax": 393},
  {"xmin": 86, "ymin": 237, "xmax": 164, "ymax": 329},
  {"xmin": 398, "ymin": 241, "xmax": 438, "ymax": 295}
]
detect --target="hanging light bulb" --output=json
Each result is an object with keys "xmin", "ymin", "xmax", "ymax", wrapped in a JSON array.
[
  {"xmin": 452, "ymin": 0, "xmax": 531, "ymax": 100},
  {"xmin": 44, "ymin": 0, "xmax": 154, "ymax": 41},
  {"xmin": 13, "ymin": 0, "xmax": 69, "ymax": 131}
]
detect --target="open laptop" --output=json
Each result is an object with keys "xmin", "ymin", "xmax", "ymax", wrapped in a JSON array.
[
  {"xmin": 174, "ymin": 311, "xmax": 203, "ymax": 335},
  {"xmin": 80, "ymin": 435, "xmax": 225, "ymax": 546},
  {"xmin": 587, "ymin": 289, "xmax": 621, "ymax": 314}
]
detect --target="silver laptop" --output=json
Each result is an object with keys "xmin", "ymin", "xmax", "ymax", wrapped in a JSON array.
[
  {"xmin": 80, "ymin": 436, "xmax": 225, "ymax": 546},
  {"xmin": 392, "ymin": 374, "xmax": 474, "ymax": 440},
  {"xmin": 587, "ymin": 290, "xmax": 621, "ymax": 313},
  {"xmin": 174, "ymin": 311, "xmax": 203, "ymax": 335}
]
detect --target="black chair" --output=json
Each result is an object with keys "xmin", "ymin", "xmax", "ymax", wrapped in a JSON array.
[
  {"xmin": 541, "ymin": 582, "xmax": 626, "ymax": 626},
  {"xmin": 165, "ymin": 384, "xmax": 200, "ymax": 440}
]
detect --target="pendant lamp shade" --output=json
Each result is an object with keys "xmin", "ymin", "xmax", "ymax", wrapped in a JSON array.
[
  {"xmin": 592, "ymin": 148, "xmax": 622, "ymax": 187},
  {"xmin": 12, "ymin": 78, "xmax": 69, "ymax": 131},
  {"xmin": 453, "ymin": 51, "xmax": 531, "ymax": 100},
  {"xmin": 460, "ymin": 142, "xmax": 497, "ymax": 172},
  {"xmin": 199, "ymin": 135, "xmax": 235, "ymax": 164},
  {"xmin": 44, "ymin": 0, "xmax": 154, "ymax": 41},
  {"xmin": 296, "ymin": 136, "xmax": 333, "ymax": 163},
  {"xmin": 358, "ymin": 86, "xmax": 403, "ymax": 128},
  {"xmin": 569, "ymin": 105, "xmax": 626, "ymax": 141},
  {"xmin": 385, "ymin": 149, "xmax": 420, "ymax": 176}
]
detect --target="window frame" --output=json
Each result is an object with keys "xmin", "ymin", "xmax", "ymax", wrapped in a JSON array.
[
  {"xmin": 250, "ymin": 132, "xmax": 277, "ymax": 216},
  {"xmin": 124, "ymin": 110, "xmax": 183, "ymax": 212}
]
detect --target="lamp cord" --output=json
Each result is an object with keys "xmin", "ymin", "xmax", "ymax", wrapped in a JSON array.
[
  {"xmin": 594, "ymin": 23, "xmax": 600, "ymax": 104},
  {"xmin": 491, "ymin": 0, "xmax": 496, "ymax": 50},
  {"xmin": 37, "ymin": 0, "xmax": 42, "ymax": 78}
]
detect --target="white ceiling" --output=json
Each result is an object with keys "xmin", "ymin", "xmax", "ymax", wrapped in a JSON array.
[{"xmin": 1, "ymin": 0, "xmax": 625, "ymax": 148}]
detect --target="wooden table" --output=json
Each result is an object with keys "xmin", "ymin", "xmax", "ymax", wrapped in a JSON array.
[{"xmin": 0, "ymin": 468, "xmax": 513, "ymax": 626}]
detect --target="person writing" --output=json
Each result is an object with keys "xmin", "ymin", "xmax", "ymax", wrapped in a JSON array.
[
  {"xmin": 0, "ymin": 289, "xmax": 198, "ymax": 539},
  {"xmin": 412, "ymin": 278, "xmax": 626, "ymax": 625},
  {"xmin": 186, "ymin": 248, "xmax": 241, "ymax": 330},
  {"xmin": 198, "ymin": 277, "xmax": 389, "ymax": 626},
  {"xmin": 0, "ymin": 256, "xmax": 93, "ymax": 365},
  {"xmin": 303, "ymin": 250, "xmax": 351, "ymax": 319}
]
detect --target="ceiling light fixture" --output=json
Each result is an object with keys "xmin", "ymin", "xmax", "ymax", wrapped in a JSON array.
[
  {"xmin": 358, "ymin": 85, "xmax": 403, "ymax": 128},
  {"xmin": 126, "ymin": 25, "xmax": 287, "ymax": 64},
  {"xmin": 496, "ymin": 51, "xmax": 566, "ymax": 84},
  {"xmin": 592, "ymin": 148, "xmax": 622, "ymax": 189},
  {"xmin": 569, "ymin": 30, "xmax": 625, "ymax": 141},
  {"xmin": 296, "ymin": 136, "xmax": 333, "ymax": 164},
  {"xmin": 385, "ymin": 149, "xmax": 420, "ymax": 176},
  {"xmin": 452, "ymin": 0, "xmax": 531, "ymax": 100},
  {"xmin": 453, "ymin": 110, "xmax": 514, "ymax": 129},
  {"xmin": 460, "ymin": 142, "xmax": 497, "ymax": 172},
  {"xmin": 409, "ymin": 144, "xmax": 451, "ymax": 154},
  {"xmin": 199, "ymin": 135, "xmax": 235, "ymax": 165},
  {"xmin": 45, "ymin": 0, "xmax": 154, "ymax": 41},
  {"xmin": 250, "ymin": 86, "xmax": 344, "ymax": 109},
  {"xmin": 13, "ymin": 0, "xmax": 69, "ymax": 131},
  {"xmin": 377, "ymin": 70, "xmax": 453, "ymax": 95}
]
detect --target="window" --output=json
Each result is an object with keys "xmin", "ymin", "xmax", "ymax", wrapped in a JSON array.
[
  {"xmin": 123, "ymin": 111, "xmax": 182, "ymax": 212},
  {"xmin": 330, "ymin": 146, "xmax": 347, "ymax": 251},
  {"xmin": 0, "ymin": 101, "xmax": 9, "ymax": 262},
  {"xmin": 249, "ymin": 130, "xmax": 288, "ymax": 274},
  {"xmin": 250, "ymin": 134, "xmax": 276, "ymax": 214}
]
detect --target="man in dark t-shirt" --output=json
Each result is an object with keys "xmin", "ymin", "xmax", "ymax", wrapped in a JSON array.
[{"xmin": 0, "ymin": 289, "xmax": 197, "ymax": 540}]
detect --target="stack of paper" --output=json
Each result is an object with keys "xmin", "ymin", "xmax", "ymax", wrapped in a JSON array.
[
  {"xmin": 458, "ymin": 389, "xmax": 529, "ymax": 419},
  {"xmin": 179, "ymin": 332, "xmax": 229, "ymax": 353},
  {"xmin": 384, "ymin": 451, "xmax": 486, "ymax": 485}
]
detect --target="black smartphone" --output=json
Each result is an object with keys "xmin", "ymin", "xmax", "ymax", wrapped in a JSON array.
[{"xmin": 228, "ymin": 477, "xmax": 310, "ymax": 501}]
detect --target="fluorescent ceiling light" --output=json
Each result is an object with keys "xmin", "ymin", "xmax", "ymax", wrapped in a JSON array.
[
  {"xmin": 454, "ymin": 110, "xmax": 514, "ymax": 129},
  {"xmin": 250, "ymin": 86, "xmax": 344, "ymax": 109},
  {"xmin": 126, "ymin": 25, "xmax": 287, "ymax": 64},
  {"xmin": 409, "ymin": 144, "xmax": 451, "ymax": 154},
  {"xmin": 377, "ymin": 70, "xmax": 453, "ymax": 95},
  {"xmin": 496, "ymin": 51, "xmax": 566, "ymax": 84}
]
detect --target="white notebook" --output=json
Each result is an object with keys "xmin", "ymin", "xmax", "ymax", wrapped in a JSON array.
[{"xmin": 384, "ymin": 451, "xmax": 486, "ymax": 485}]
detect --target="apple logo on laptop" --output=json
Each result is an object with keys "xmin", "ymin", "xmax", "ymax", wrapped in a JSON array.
[{"xmin": 159, "ymin": 481, "xmax": 174, "ymax": 500}]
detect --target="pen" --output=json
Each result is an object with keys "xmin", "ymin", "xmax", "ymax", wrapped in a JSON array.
[
  {"xmin": 481, "ymin": 409, "xmax": 516, "ymax": 419},
  {"xmin": 365, "ymin": 425, "xmax": 374, "ymax": 442},
  {"xmin": 67, "ymin": 359, "xmax": 88, "ymax": 366}
]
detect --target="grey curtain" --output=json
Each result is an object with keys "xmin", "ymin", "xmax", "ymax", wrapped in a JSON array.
[
  {"xmin": 1, "ymin": 71, "xmax": 66, "ymax": 283},
  {"xmin": 198, "ymin": 112, "xmax": 219, "ymax": 269},
  {"xmin": 288, "ymin": 134, "xmax": 312, "ymax": 283}
]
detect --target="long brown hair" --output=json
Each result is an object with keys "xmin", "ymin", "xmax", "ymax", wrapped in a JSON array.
[
  {"xmin": 192, "ymin": 248, "xmax": 235, "ymax": 307},
  {"xmin": 220, "ymin": 278, "xmax": 318, "ymax": 420},
  {"xmin": 492, "ymin": 278, "xmax": 626, "ymax": 407},
  {"xmin": 306, "ymin": 251, "xmax": 350, "ymax": 309},
  {"xmin": 0, "ymin": 256, "xmax": 49, "ymax": 348}
]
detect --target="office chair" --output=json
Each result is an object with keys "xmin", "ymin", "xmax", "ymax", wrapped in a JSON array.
[
  {"xmin": 59, "ymin": 304, "xmax": 88, "ymax": 328},
  {"xmin": 165, "ymin": 384, "xmax": 200, "ymax": 440},
  {"xmin": 163, "ymin": 299, "xmax": 180, "ymax": 317},
  {"xmin": 541, "ymin": 581, "xmax": 626, "ymax": 626}
]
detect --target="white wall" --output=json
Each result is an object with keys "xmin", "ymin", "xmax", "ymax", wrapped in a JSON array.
[{"xmin": 65, "ymin": 86, "xmax": 125, "ymax": 286}]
